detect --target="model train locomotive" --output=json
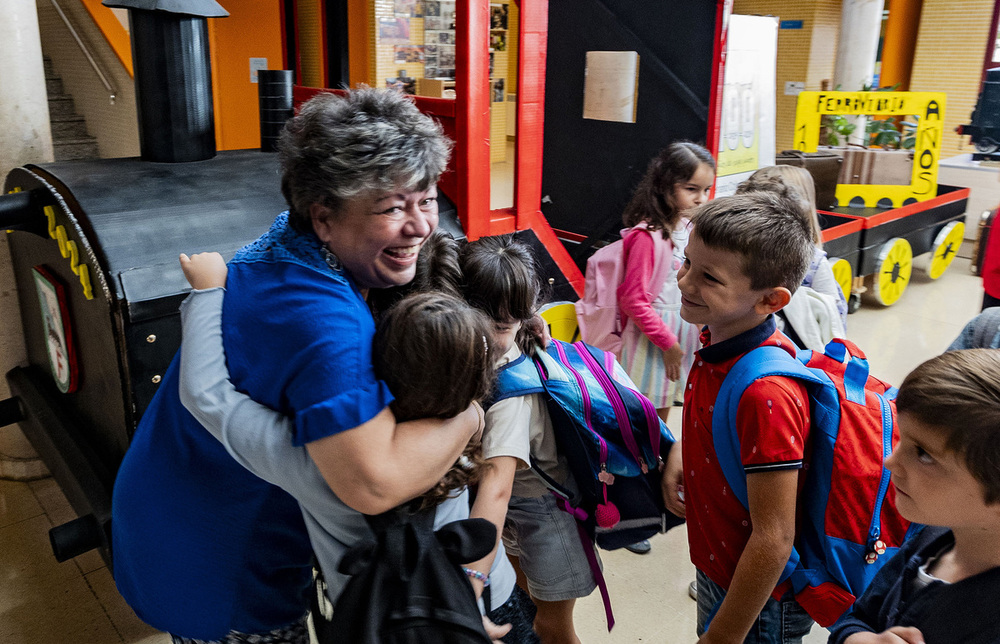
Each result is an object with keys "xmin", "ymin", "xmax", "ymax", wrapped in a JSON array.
[{"xmin": 959, "ymin": 67, "xmax": 1000, "ymax": 155}]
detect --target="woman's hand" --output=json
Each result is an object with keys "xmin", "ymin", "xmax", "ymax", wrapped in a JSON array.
[
  {"xmin": 180, "ymin": 252, "xmax": 227, "ymax": 290},
  {"xmin": 662, "ymin": 342, "xmax": 683, "ymax": 381}
]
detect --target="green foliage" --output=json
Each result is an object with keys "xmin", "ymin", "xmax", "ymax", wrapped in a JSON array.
[
  {"xmin": 822, "ymin": 114, "xmax": 856, "ymax": 146},
  {"xmin": 865, "ymin": 115, "xmax": 919, "ymax": 149}
]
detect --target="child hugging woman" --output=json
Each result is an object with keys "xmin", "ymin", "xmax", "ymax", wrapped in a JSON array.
[{"xmin": 176, "ymin": 248, "xmax": 539, "ymax": 642}]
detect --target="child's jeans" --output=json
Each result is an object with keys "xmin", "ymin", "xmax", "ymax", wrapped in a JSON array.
[{"xmin": 695, "ymin": 570, "xmax": 813, "ymax": 644}]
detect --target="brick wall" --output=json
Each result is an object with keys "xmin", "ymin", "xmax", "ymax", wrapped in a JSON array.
[{"xmin": 909, "ymin": 0, "xmax": 995, "ymax": 153}]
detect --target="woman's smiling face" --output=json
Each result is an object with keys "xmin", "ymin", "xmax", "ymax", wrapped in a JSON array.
[{"xmin": 312, "ymin": 186, "xmax": 439, "ymax": 289}]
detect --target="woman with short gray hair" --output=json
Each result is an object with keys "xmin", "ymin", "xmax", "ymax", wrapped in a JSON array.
[{"xmin": 112, "ymin": 89, "xmax": 517, "ymax": 643}]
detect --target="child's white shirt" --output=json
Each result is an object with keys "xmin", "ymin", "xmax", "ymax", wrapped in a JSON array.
[{"xmin": 482, "ymin": 345, "xmax": 569, "ymax": 498}]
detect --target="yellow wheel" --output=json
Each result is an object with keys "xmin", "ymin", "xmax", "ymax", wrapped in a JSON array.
[
  {"xmin": 926, "ymin": 221, "xmax": 965, "ymax": 279},
  {"xmin": 830, "ymin": 258, "xmax": 853, "ymax": 303},
  {"xmin": 873, "ymin": 237, "xmax": 913, "ymax": 306},
  {"xmin": 538, "ymin": 302, "xmax": 580, "ymax": 343}
]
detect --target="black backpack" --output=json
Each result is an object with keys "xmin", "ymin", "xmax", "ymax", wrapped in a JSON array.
[{"xmin": 313, "ymin": 506, "xmax": 497, "ymax": 644}]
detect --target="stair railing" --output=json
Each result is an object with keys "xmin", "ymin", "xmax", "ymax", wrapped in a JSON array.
[{"xmin": 50, "ymin": 0, "xmax": 117, "ymax": 104}]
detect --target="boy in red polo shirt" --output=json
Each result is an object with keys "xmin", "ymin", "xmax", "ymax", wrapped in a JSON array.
[{"xmin": 661, "ymin": 192, "xmax": 817, "ymax": 644}]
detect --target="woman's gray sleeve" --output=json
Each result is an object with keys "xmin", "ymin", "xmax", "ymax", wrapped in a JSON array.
[{"xmin": 178, "ymin": 289, "xmax": 312, "ymax": 487}]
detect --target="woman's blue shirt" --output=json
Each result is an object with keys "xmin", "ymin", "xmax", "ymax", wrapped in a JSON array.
[{"xmin": 112, "ymin": 214, "xmax": 393, "ymax": 639}]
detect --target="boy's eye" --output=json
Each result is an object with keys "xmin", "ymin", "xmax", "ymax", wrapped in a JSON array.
[
  {"xmin": 914, "ymin": 444, "xmax": 935, "ymax": 465},
  {"xmin": 704, "ymin": 272, "xmax": 720, "ymax": 284}
]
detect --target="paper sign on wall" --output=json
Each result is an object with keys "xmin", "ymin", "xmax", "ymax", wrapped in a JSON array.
[{"xmin": 582, "ymin": 51, "xmax": 640, "ymax": 124}]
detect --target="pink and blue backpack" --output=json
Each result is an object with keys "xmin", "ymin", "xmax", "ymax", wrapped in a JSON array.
[
  {"xmin": 713, "ymin": 338, "xmax": 918, "ymax": 627},
  {"xmin": 490, "ymin": 338, "xmax": 684, "ymax": 629}
]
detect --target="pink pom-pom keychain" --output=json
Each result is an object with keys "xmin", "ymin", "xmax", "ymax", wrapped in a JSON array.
[{"xmin": 595, "ymin": 481, "xmax": 620, "ymax": 529}]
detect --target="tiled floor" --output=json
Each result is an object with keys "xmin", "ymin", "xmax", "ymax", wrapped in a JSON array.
[{"xmin": 0, "ymin": 249, "xmax": 983, "ymax": 643}]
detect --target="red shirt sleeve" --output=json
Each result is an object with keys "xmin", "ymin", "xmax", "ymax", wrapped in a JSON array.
[
  {"xmin": 736, "ymin": 376, "xmax": 810, "ymax": 472},
  {"xmin": 983, "ymin": 215, "xmax": 1000, "ymax": 298},
  {"xmin": 617, "ymin": 229, "xmax": 677, "ymax": 350}
]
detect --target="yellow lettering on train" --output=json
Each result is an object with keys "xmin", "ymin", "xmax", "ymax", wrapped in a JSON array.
[{"xmin": 42, "ymin": 205, "xmax": 95, "ymax": 300}]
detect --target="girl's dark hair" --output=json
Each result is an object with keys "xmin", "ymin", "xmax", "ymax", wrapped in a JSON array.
[
  {"xmin": 460, "ymin": 235, "xmax": 541, "ymax": 326},
  {"xmin": 372, "ymin": 292, "xmax": 497, "ymax": 508},
  {"xmin": 411, "ymin": 229, "xmax": 463, "ymax": 298},
  {"xmin": 622, "ymin": 141, "xmax": 716, "ymax": 232},
  {"xmin": 374, "ymin": 292, "xmax": 496, "ymax": 421}
]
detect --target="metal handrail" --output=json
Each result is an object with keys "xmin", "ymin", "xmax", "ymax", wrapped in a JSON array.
[{"xmin": 50, "ymin": 0, "xmax": 117, "ymax": 104}]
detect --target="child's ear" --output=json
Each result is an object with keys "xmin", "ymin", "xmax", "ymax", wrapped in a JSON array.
[{"xmin": 754, "ymin": 287, "xmax": 792, "ymax": 315}]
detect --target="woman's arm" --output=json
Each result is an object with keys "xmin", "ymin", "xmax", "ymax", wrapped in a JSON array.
[
  {"xmin": 305, "ymin": 408, "xmax": 481, "ymax": 514},
  {"xmin": 179, "ymin": 253, "xmax": 481, "ymax": 515}
]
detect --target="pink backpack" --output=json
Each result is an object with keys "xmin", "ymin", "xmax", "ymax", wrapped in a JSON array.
[{"xmin": 575, "ymin": 224, "xmax": 673, "ymax": 355}]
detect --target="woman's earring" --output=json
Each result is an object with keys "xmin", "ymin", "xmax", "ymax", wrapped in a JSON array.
[{"xmin": 323, "ymin": 247, "xmax": 342, "ymax": 271}]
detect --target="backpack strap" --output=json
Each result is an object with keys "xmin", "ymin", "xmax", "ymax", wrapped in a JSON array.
[
  {"xmin": 528, "ymin": 456, "xmax": 616, "ymax": 632},
  {"xmin": 488, "ymin": 353, "xmax": 546, "ymax": 407},
  {"xmin": 712, "ymin": 345, "xmax": 826, "ymax": 584}
]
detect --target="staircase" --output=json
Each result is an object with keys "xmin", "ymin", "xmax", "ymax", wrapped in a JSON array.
[{"xmin": 44, "ymin": 57, "xmax": 100, "ymax": 161}]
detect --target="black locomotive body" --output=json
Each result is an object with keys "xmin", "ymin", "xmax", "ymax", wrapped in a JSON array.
[{"xmin": 959, "ymin": 67, "xmax": 1000, "ymax": 155}]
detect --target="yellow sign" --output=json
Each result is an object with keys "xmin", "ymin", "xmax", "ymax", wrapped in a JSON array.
[{"xmin": 792, "ymin": 91, "xmax": 946, "ymax": 207}]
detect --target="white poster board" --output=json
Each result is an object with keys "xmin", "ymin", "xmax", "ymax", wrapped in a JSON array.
[
  {"xmin": 582, "ymin": 51, "xmax": 640, "ymax": 123},
  {"xmin": 714, "ymin": 14, "xmax": 778, "ymax": 197}
]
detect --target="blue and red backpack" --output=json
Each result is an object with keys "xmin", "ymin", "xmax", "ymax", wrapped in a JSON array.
[
  {"xmin": 491, "ymin": 338, "xmax": 684, "ymax": 629},
  {"xmin": 713, "ymin": 338, "xmax": 918, "ymax": 627}
]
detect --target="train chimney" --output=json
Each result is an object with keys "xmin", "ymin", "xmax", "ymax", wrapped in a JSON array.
[{"xmin": 102, "ymin": 0, "xmax": 229, "ymax": 163}]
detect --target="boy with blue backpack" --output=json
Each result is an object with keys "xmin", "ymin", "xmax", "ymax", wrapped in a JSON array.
[{"xmin": 663, "ymin": 192, "xmax": 911, "ymax": 644}]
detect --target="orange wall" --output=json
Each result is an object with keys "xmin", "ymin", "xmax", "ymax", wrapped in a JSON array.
[
  {"xmin": 208, "ymin": 1, "xmax": 286, "ymax": 150},
  {"xmin": 348, "ymin": 0, "xmax": 372, "ymax": 86}
]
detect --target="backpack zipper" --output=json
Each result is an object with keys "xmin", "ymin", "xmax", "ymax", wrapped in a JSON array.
[
  {"xmin": 552, "ymin": 342, "xmax": 610, "ymax": 470},
  {"xmin": 573, "ymin": 343, "xmax": 644, "ymax": 469},
  {"xmin": 865, "ymin": 392, "xmax": 894, "ymax": 562},
  {"xmin": 602, "ymin": 350, "xmax": 662, "ymax": 468}
]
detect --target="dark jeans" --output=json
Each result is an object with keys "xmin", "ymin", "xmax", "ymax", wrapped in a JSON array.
[
  {"xmin": 983, "ymin": 291, "xmax": 1000, "ymax": 311},
  {"xmin": 487, "ymin": 584, "xmax": 540, "ymax": 644},
  {"xmin": 696, "ymin": 569, "xmax": 813, "ymax": 644}
]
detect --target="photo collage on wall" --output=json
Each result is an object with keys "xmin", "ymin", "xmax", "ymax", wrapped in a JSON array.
[
  {"xmin": 423, "ymin": 1, "xmax": 456, "ymax": 79},
  {"xmin": 489, "ymin": 3, "xmax": 508, "ymax": 103}
]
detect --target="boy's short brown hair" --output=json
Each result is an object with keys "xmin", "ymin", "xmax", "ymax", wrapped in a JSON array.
[
  {"xmin": 896, "ymin": 348, "xmax": 1000, "ymax": 504},
  {"xmin": 689, "ymin": 192, "xmax": 814, "ymax": 291}
]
